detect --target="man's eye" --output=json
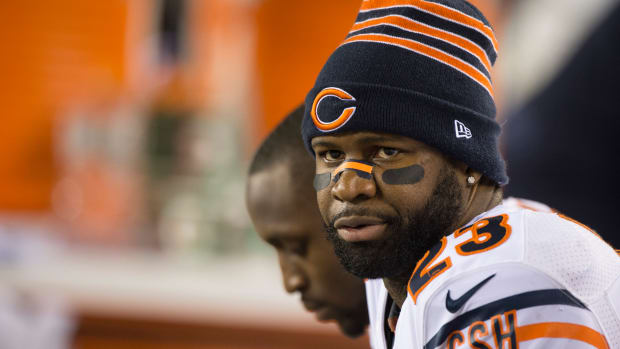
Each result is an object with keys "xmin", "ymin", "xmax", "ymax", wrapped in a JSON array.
[
  {"xmin": 323, "ymin": 150, "xmax": 344, "ymax": 162},
  {"xmin": 286, "ymin": 240, "xmax": 308, "ymax": 257},
  {"xmin": 266, "ymin": 238, "xmax": 283, "ymax": 249},
  {"xmin": 375, "ymin": 147, "xmax": 400, "ymax": 159}
]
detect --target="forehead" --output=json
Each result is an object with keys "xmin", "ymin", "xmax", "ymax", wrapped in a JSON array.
[
  {"xmin": 247, "ymin": 164, "xmax": 321, "ymax": 238},
  {"xmin": 311, "ymin": 131, "xmax": 427, "ymax": 149}
]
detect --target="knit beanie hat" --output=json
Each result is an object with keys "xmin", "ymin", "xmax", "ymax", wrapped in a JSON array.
[{"xmin": 301, "ymin": 0, "xmax": 508, "ymax": 185}]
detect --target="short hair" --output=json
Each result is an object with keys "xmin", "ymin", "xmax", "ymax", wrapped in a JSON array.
[{"xmin": 248, "ymin": 104, "xmax": 313, "ymax": 178}]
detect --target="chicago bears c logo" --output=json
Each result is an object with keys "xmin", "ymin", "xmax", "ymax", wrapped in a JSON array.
[{"xmin": 311, "ymin": 87, "xmax": 356, "ymax": 132}]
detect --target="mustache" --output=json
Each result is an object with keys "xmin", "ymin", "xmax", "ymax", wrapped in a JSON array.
[{"xmin": 328, "ymin": 208, "xmax": 395, "ymax": 227}]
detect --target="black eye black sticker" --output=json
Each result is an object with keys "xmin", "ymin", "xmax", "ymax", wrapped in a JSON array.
[
  {"xmin": 313, "ymin": 172, "xmax": 332, "ymax": 191},
  {"xmin": 382, "ymin": 164, "xmax": 425, "ymax": 185}
]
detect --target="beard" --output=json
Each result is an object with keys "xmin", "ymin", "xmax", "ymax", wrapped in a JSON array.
[{"xmin": 325, "ymin": 166, "xmax": 464, "ymax": 279}]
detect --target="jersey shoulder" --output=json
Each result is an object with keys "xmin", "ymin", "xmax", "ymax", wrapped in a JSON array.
[
  {"xmin": 406, "ymin": 198, "xmax": 619, "ymax": 307},
  {"xmin": 412, "ymin": 263, "xmax": 612, "ymax": 349},
  {"xmin": 398, "ymin": 199, "xmax": 620, "ymax": 348},
  {"xmin": 520, "ymin": 206, "xmax": 620, "ymax": 301}
]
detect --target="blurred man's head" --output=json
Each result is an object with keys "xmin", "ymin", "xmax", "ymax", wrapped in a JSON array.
[{"xmin": 246, "ymin": 105, "xmax": 368, "ymax": 337}]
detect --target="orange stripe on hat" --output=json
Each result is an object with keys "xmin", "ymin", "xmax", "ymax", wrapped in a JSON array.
[
  {"xmin": 342, "ymin": 33, "xmax": 493, "ymax": 96},
  {"xmin": 517, "ymin": 322, "xmax": 609, "ymax": 349},
  {"xmin": 359, "ymin": 0, "xmax": 498, "ymax": 54},
  {"xmin": 351, "ymin": 14, "xmax": 492, "ymax": 74}
]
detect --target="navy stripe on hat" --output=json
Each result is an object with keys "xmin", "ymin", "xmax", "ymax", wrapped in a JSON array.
[
  {"xmin": 356, "ymin": 1, "xmax": 497, "ymax": 62},
  {"xmin": 347, "ymin": 25, "xmax": 491, "ymax": 80},
  {"xmin": 302, "ymin": 0, "xmax": 508, "ymax": 185}
]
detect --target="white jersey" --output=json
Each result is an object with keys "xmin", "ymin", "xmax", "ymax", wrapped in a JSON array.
[{"xmin": 365, "ymin": 198, "xmax": 620, "ymax": 349}]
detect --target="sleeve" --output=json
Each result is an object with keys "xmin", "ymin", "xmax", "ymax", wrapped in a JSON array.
[{"xmin": 418, "ymin": 264, "xmax": 611, "ymax": 349}]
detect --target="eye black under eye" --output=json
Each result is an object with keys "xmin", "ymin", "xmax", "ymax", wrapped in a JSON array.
[{"xmin": 267, "ymin": 238, "xmax": 283, "ymax": 249}]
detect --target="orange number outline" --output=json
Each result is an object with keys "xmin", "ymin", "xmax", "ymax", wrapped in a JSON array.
[{"xmin": 408, "ymin": 236, "xmax": 452, "ymax": 304}]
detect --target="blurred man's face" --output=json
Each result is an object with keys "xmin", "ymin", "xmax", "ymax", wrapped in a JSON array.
[{"xmin": 246, "ymin": 163, "xmax": 368, "ymax": 337}]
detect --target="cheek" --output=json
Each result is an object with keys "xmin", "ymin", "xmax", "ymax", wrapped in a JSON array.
[
  {"xmin": 276, "ymin": 252, "xmax": 291, "ymax": 277},
  {"xmin": 307, "ymin": 241, "xmax": 362, "ymax": 298},
  {"xmin": 315, "ymin": 188, "xmax": 332, "ymax": 219}
]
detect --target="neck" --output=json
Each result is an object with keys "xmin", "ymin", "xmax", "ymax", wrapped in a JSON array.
[
  {"xmin": 458, "ymin": 180, "xmax": 503, "ymax": 228},
  {"xmin": 383, "ymin": 274, "xmax": 410, "ymax": 308}
]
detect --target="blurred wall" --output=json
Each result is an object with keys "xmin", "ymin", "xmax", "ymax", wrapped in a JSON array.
[
  {"xmin": 253, "ymin": 0, "xmax": 363, "ymax": 144},
  {"xmin": 0, "ymin": 0, "xmax": 136, "ymax": 211}
]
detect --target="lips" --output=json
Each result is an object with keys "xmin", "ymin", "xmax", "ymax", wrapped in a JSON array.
[
  {"xmin": 302, "ymin": 299, "xmax": 323, "ymax": 312},
  {"xmin": 303, "ymin": 299, "xmax": 336, "ymax": 321},
  {"xmin": 315, "ymin": 307, "xmax": 337, "ymax": 321},
  {"xmin": 334, "ymin": 215, "xmax": 387, "ymax": 242}
]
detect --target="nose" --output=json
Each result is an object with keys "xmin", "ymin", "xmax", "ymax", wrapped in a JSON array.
[
  {"xmin": 280, "ymin": 257, "xmax": 308, "ymax": 294},
  {"xmin": 331, "ymin": 169, "xmax": 377, "ymax": 203}
]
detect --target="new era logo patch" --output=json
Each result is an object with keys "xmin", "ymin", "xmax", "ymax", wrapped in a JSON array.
[{"xmin": 454, "ymin": 120, "xmax": 472, "ymax": 139}]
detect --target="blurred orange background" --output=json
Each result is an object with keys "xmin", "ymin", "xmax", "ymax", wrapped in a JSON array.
[
  {"xmin": 1, "ymin": 0, "xmax": 613, "ymax": 347},
  {"xmin": 0, "ymin": 0, "xmax": 500, "ymax": 215}
]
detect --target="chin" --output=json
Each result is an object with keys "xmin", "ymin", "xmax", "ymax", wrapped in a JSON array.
[{"xmin": 337, "ymin": 319, "xmax": 367, "ymax": 338}]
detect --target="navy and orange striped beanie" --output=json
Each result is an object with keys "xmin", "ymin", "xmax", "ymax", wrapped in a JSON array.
[{"xmin": 301, "ymin": 0, "xmax": 508, "ymax": 185}]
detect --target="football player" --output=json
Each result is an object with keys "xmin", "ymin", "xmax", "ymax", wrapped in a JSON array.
[{"xmin": 301, "ymin": 0, "xmax": 620, "ymax": 348}]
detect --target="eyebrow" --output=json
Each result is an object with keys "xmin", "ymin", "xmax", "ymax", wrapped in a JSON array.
[{"xmin": 311, "ymin": 140, "xmax": 341, "ymax": 149}]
